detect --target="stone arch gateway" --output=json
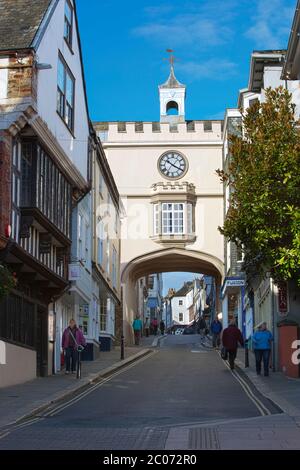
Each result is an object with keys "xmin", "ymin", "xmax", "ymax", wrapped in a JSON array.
[
  {"xmin": 121, "ymin": 247, "xmax": 224, "ymax": 342},
  {"xmin": 94, "ymin": 63, "xmax": 224, "ymax": 344}
]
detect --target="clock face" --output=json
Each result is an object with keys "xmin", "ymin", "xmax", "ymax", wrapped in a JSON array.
[{"xmin": 158, "ymin": 152, "xmax": 187, "ymax": 179}]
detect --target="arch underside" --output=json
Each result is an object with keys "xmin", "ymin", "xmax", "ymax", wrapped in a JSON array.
[{"xmin": 122, "ymin": 248, "xmax": 224, "ymax": 283}]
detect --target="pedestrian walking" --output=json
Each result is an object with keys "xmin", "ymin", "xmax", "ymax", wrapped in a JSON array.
[
  {"xmin": 221, "ymin": 320, "xmax": 244, "ymax": 370},
  {"xmin": 211, "ymin": 316, "xmax": 222, "ymax": 348},
  {"xmin": 144, "ymin": 317, "xmax": 150, "ymax": 337},
  {"xmin": 132, "ymin": 315, "xmax": 143, "ymax": 345},
  {"xmin": 160, "ymin": 320, "xmax": 165, "ymax": 335},
  {"xmin": 62, "ymin": 319, "xmax": 86, "ymax": 375},
  {"xmin": 151, "ymin": 317, "xmax": 158, "ymax": 336},
  {"xmin": 198, "ymin": 316, "xmax": 207, "ymax": 338},
  {"xmin": 252, "ymin": 322, "xmax": 273, "ymax": 376}
]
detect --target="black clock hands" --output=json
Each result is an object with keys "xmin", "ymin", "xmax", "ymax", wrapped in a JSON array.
[{"xmin": 167, "ymin": 160, "xmax": 182, "ymax": 172}]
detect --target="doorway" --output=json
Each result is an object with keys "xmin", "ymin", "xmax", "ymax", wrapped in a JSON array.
[{"xmin": 36, "ymin": 307, "xmax": 48, "ymax": 377}]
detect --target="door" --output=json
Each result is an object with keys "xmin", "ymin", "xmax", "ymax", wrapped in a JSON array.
[{"xmin": 36, "ymin": 307, "xmax": 48, "ymax": 377}]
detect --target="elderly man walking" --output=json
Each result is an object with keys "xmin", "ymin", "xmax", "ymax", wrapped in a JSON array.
[{"xmin": 222, "ymin": 320, "xmax": 244, "ymax": 370}]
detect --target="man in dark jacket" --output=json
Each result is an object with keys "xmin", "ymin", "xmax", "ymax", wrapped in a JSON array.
[
  {"xmin": 222, "ymin": 320, "xmax": 244, "ymax": 370},
  {"xmin": 198, "ymin": 316, "xmax": 207, "ymax": 337},
  {"xmin": 211, "ymin": 317, "xmax": 222, "ymax": 348}
]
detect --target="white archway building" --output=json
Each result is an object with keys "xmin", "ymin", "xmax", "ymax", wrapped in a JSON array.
[{"xmin": 94, "ymin": 65, "xmax": 224, "ymax": 342}]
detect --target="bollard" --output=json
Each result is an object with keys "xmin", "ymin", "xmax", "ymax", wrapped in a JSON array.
[
  {"xmin": 77, "ymin": 345, "xmax": 84, "ymax": 379},
  {"xmin": 121, "ymin": 335, "xmax": 125, "ymax": 360},
  {"xmin": 245, "ymin": 339, "xmax": 249, "ymax": 368},
  {"xmin": 76, "ymin": 350, "xmax": 81, "ymax": 379}
]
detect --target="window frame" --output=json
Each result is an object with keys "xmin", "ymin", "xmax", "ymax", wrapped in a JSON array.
[
  {"xmin": 153, "ymin": 201, "xmax": 194, "ymax": 237},
  {"xmin": 112, "ymin": 246, "xmax": 117, "ymax": 289},
  {"xmin": 57, "ymin": 53, "xmax": 75, "ymax": 133},
  {"xmin": 64, "ymin": 0, "xmax": 73, "ymax": 49},
  {"xmin": 78, "ymin": 213, "xmax": 83, "ymax": 261},
  {"xmin": 100, "ymin": 298, "xmax": 107, "ymax": 332},
  {"xmin": 11, "ymin": 140, "xmax": 21, "ymax": 242},
  {"xmin": 97, "ymin": 219, "xmax": 104, "ymax": 267},
  {"xmin": 106, "ymin": 234, "xmax": 110, "ymax": 276},
  {"xmin": 162, "ymin": 202, "xmax": 185, "ymax": 235}
]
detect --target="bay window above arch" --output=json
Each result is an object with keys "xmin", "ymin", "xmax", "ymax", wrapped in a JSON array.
[{"xmin": 151, "ymin": 181, "xmax": 196, "ymax": 244}]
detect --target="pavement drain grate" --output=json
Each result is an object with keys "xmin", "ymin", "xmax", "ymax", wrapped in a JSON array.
[{"xmin": 188, "ymin": 427, "xmax": 220, "ymax": 450}]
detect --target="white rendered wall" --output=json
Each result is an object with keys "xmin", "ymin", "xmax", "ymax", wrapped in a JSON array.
[
  {"xmin": 0, "ymin": 342, "xmax": 36, "ymax": 388},
  {"xmin": 36, "ymin": 0, "xmax": 89, "ymax": 180}
]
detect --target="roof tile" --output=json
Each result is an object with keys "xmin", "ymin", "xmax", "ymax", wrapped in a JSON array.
[{"xmin": 0, "ymin": 0, "xmax": 51, "ymax": 51}]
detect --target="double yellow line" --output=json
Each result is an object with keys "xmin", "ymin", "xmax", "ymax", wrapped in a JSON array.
[{"xmin": 220, "ymin": 353, "xmax": 272, "ymax": 416}]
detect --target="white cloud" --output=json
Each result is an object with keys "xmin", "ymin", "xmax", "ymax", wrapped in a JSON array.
[
  {"xmin": 245, "ymin": 0, "xmax": 295, "ymax": 49},
  {"xmin": 133, "ymin": 1, "xmax": 238, "ymax": 47},
  {"xmin": 134, "ymin": 18, "xmax": 231, "ymax": 47},
  {"xmin": 177, "ymin": 59, "xmax": 238, "ymax": 81}
]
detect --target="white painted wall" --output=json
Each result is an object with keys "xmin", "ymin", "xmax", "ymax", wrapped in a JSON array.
[
  {"xmin": 159, "ymin": 87, "xmax": 186, "ymax": 119},
  {"xmin": 171, "ymin": 295, "xmax": 190, "ymax": 325},
  {"xmin": 186, "ymin": 289, "xmax": 194, "ymax": 310},
  {"xmin": 0, "ymin": 58, "xmax": 8, "ymax": 99},
  {"xmin": 0, "ymin": 342, "xmax": 36, "ymax": 388},
  {"xmin": 36, "ymin": 0, "xmax": 89, "ymax": 180}
]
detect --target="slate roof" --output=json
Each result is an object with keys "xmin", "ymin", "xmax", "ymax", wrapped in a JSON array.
[
  {"xmin": 0, "ymin": 0, "xmax": 51, "ymax": 51},
  {"xmin": 159, "ymin": 66, "xmax": 185, "ymax": 89},
  {"xmin": 173, "ymin": 281, "xmax": 193, "ymax": 297}
]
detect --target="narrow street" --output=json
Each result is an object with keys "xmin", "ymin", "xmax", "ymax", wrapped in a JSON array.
[{"xmin": 0, "ymin": 335, "xmax": 284, "ymax": 450}]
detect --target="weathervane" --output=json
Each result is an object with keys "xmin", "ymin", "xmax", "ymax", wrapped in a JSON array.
[{"xmin": 164, "ymin": 49, "xmax": 178, "ymax": 69}]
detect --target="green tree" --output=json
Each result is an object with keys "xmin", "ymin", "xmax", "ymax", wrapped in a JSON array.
[
  {"xmin": 0, "ymin": 263, "xmax": 17, "ymax": 301},
  {"xmin": 218, "ymin": 87, "xmax": 300, "ymax": 285}
]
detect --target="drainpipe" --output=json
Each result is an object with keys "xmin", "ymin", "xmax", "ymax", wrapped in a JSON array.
[{"xmin": 271, "ymin": 278, "xmax": 277, "ymax": 372}]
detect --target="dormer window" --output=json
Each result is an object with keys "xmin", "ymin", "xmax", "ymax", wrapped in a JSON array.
[{"xmin": 64, "ymin": 0, "xmax": 73, "ymax": 48}]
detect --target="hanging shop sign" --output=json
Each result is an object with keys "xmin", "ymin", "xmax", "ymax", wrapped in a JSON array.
[{"xmin": 277, "ymin": 282, "xmax": 289, "ymax": 317}]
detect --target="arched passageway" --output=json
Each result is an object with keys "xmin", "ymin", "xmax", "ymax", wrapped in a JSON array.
[{"xmin": 120, "ymin": 247, "xmax": 224, "ymax": 344}]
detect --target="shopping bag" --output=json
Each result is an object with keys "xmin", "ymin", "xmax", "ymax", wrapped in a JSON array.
[{"xmin": 221, "ymin": 346, "xmax": 228, "ymax": 360}]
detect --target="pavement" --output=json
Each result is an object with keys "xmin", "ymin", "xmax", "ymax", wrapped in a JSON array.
[
  {"xmin": 235, "ymin": 347, "xmax": 300, "ymax": 419},
  {"xmin": 0, "ymin": 334, "xmax": 300, "ymax": 450}
]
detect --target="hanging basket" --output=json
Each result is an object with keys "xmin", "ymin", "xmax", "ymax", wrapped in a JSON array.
[{"xmin": 0, "ymin": 264, "xmax": 17, "ymax": 301}]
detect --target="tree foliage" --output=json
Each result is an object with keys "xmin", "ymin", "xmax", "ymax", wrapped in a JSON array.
[
  {"xmin": 218, "ymin": 87, "xmax": 300, "ymax": 285},
  {"xmin": 0, "ymin": 263, "xmax": 17, "ymax": 300}
]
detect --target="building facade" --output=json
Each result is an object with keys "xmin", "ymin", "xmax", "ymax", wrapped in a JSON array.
[
  {"xmin": 171, "ymin": 282, "xmax": 194, "ymax": 326},
  {"xmin": 222, "ymin": 48, "xmax": 300, "ymax": 372},
  {"xmin": 221, "ymin": 108, "xmax": 246, "ymax": 334},
  {"xmin": 94, "ymin": 63, "xmax": 224, "ymax": 343},
  {"xmin": 92, "ymin": 136, "xmax": 121, "ymax": 351},
  {"xmin": 0, "ymin": 0, "xmax": 91, "ymax": 386}
]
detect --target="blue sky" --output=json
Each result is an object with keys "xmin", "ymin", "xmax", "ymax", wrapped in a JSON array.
[
  {"xmin": 162, "ymin": 272, "xmax": 198, "ymax": 296},
  {"xmin": 76, "ymin": 0, "xmax": 296, "ymax": 122}
]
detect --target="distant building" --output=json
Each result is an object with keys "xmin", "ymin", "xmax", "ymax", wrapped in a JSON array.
[
  {"xmin": 169, "ymin": 278, "xmax": 213, "ymax": 327},
  {"xmin": 136, "ymin": 274, "xmax": 163, "ymax": 330}
]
